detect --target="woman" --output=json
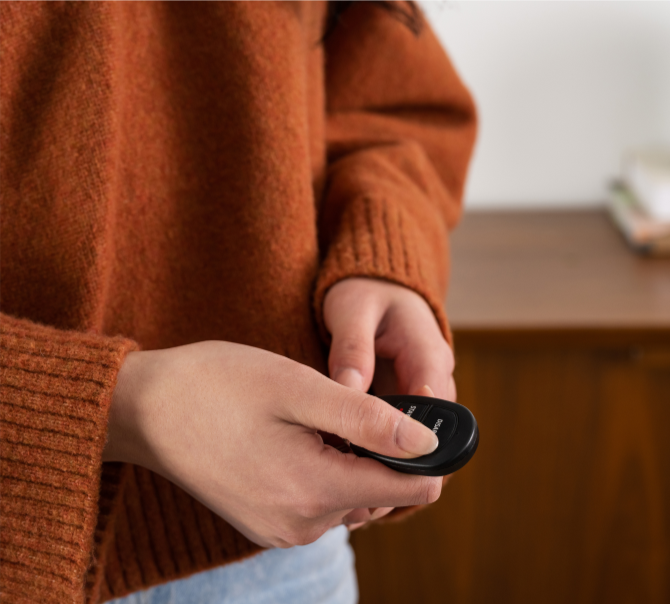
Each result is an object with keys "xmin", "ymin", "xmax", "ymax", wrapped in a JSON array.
[{"xmin": 0, "ymin": 2, "xmax": 476, "ymax": 602}]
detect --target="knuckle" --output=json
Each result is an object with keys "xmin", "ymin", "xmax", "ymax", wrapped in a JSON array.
[
  {"xmin": 279, "ymin": 527, "xmax": 301, "ymax": 547},
  {"xmin": 443, "ymin": 344, "xmax": 455, "ymax": 374},
  {"xmin": 421, "ymin": 477, "xmax": 443, "ymax": 504},
  {"xmin": 331, "ymin": 335, "xmax": 371, "ymax": 367},
  {"xmin": 419, "ymin": 340, "xmax": 454, "ymax": 384},
  {"xmin": 294, "ymin": 492, "xmax": 330, "ymax": 520},
  {"xmin": 268, "ymin": 536, "xmax": 293, "ymax": 549},
  {"xmin": 341, "ymin": 334, "xmax": 369, "ymax": 356},
  {"xmin": 405, "ymin": 477, "xmax": 442, "ymax": 505},
  {"xmin": 343, "ymin": 393, "xmax": 396, "ymax": 448},
  {"xmin": 281, "ymin": 524, "xmax": 323, "ymax": 547},
  {"xmin": 429, "ymin": 338, "xmax": 454, "ymax": 371},
  {"xmin": 294, "ymin": 527, "xmax": 323, "ymax": 546}
]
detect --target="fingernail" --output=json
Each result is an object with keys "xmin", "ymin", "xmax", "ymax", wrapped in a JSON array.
[
  {"xmin": 413, "ymin": 384, "xmax": 435, "ymax": 397},
  {"xmin": 370, "ymin": 507, "xmax": 394, "ymax": 520},
  {"xmin": 396, "ymin": 416, "xmax": 439, "ymax": 456},
  {"xmin": 333, "ymin": 368, "xmax": 365, "ymax": 391}
]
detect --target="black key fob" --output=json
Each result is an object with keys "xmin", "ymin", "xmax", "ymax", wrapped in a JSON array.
[{"xmin": 350, "ymin": 395, "xmax": 479, "ymax": 476}]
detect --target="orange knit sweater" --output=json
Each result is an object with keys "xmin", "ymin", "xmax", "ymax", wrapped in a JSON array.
[{"xmin": 0, "ymin": 2, "xmax": 476, "ymax": 602}]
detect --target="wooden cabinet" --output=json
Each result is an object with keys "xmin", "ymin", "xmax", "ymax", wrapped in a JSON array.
[{"xmin": 351, "ymin": 211, "xmax": 670, "ymax": 604}]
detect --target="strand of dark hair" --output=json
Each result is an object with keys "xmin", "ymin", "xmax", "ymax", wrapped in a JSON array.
[{"xmin": 325, "ymin": 1, "xmax": 423, "ymax": 39}]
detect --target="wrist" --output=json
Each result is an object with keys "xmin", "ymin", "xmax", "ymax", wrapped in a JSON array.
[{"xmin": 103, "ymin": 350, "xmax": 148, "ymax": 464}]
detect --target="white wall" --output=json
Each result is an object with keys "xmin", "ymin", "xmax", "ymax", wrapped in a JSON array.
[{"xmin": 421, "ymin": 1, "xmax": 670, "ymax": 209}]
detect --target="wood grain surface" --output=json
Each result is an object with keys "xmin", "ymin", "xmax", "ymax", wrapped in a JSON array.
[
  {"xmin": 350, "ymin": 210, "xmax": 670, "ymax": 604},
  {"xmin": 447, "ymin": 210, "xmax": 670, "ymax": 329}
]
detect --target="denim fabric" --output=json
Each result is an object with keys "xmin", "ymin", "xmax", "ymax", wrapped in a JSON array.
[{"xmin": 109, "ymin": 526, "xmax": 358, "ymax": 604}]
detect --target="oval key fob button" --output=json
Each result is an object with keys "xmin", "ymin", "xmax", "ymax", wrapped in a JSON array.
[
  {"xmin": 349, "ymin": 394, "xmax": 479, "ymax": 476},
  {"xmin": 394, "ymin": 400, "xmax": 429, "ymax": 422},
  {"xmin": 422, "ymin": 407, "xmax": 457, "ymax": 447}
]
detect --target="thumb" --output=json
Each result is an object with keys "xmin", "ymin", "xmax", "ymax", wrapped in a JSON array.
[
  {"xmin": 413, "ymin": 384, "xmax": 436, "ymax": 398},
  {"xmin": 297, "ymin": 385, "xmax": 439, "ymax": 459},
  {"xmin": 326, "ymin": 303, "xmax": 380, "ymax": 392}
]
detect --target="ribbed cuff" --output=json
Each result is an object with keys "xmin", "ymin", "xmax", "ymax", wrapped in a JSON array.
[
  {"xmin": 0, "ymin": 314, "xmax": 137, "ymax": 604},
  {"xmin": 314, "ymin": 195, "xmax": 452, "ymax": 348}
]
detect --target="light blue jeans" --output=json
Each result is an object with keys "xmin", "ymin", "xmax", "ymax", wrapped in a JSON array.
[{"xmin": 110, "ymin": 526, "xmax": 358, "ymax": 604}]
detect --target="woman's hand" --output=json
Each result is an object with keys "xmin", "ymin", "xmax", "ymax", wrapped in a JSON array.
[
  {"xmin": 103, "ymin": 340, "xmax": 441, "ymax": 549},
  {"xmin": 323, "ymin": 277, "xmax": 457, "ymax": 528}
]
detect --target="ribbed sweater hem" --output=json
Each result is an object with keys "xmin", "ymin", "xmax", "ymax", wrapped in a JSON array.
[{"xmin": 0, "ymin": 314, "xmax": 137, "ymax": 604}]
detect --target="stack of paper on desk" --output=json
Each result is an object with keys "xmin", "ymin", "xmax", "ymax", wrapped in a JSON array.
[
  {"xmin": 623, "ymin": 147, "xmax": 670, "ymax": 221},
  {"xmin": 608, "ymin": 182, "xmax": 670, "ymax": 256}
]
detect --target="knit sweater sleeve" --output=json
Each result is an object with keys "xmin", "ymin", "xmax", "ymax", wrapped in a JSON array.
[
  {"xmin": 0, "ymin": 313, "xmax": 137, "ymax": 604},
  {"xmin": 314, "ymin": 2, "xmax": 477, "ymax": 346}
]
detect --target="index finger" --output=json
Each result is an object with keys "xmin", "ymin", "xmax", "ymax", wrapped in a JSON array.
[
  {"xmin": 313, "ymin": 446, "xmax": 443, "ymax": 513},
  {"xmin": 376, "ymin": 308, "xmax": 456, "ymax": 400}
]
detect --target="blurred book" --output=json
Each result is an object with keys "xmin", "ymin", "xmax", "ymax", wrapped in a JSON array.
[
  {"xmin": 607, "ymin": 181, "xmax": 670, "ymax": 256},
  {"xmin": 622, "ymin": 147, "xmax": 670, "ymax": 221}
]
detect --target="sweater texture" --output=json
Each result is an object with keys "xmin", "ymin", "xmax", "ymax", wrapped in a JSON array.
[{"xmin": 0, "ymin": 1, "xmax": 476, "ymax": 602}]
